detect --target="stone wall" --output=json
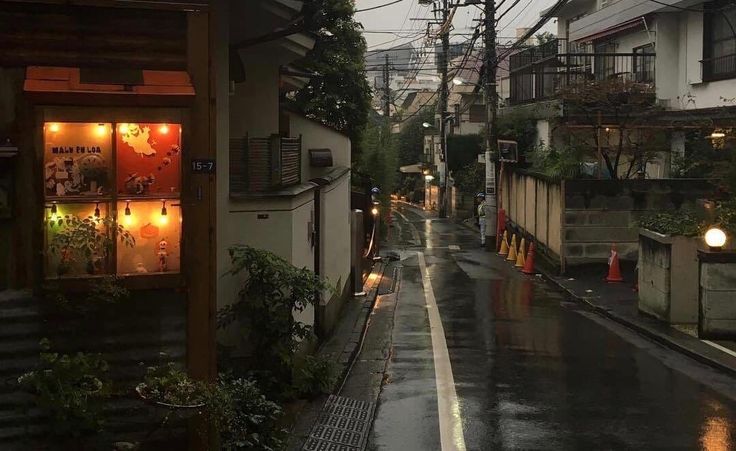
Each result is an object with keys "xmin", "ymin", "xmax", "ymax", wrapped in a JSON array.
[
  {"xmin": 563, "ymin": 179, "xmax": 714, "ymax": 266},
  {"xmin": 503, "ymin": 169, "xmax": 714, "ymax": 272},
  {"xmin": 699, "ymin": 251, "xmax": 736, "ymax": 339}
]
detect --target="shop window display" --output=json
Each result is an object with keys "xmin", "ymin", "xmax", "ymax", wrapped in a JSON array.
[{"xmin": 43, "ymin": 121, "xmax": 182, "ymax": 278}]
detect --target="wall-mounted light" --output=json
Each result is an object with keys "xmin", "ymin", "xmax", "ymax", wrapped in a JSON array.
[
  {"xmin": 371, "ymin": 207, "xmax": 379, "ymax": 216},
  {"xmin": 159, "ymin": 200, "xmax": 169, "ymax": 225},
  {"xmin": 96, "ymin": 123, "xmax": 107, "ymax": 136},
  {"xmin": 710, "ymin": 131, "xmax": 726, "ymax": 139},
  {"xmin": 424, "ymin": 174, "xmax": 435, "ymax": 182},
  {"xmin": 48, "ymin": 123, "xmax": 60, "ymax": 133},
  {"xmin": 159, "ymin": 124, "xmax": 169, "ymax": 134},
  {"xmin": 119, "ymin": 123, "xmax": 129, "ymax": 134},
  {"xmin": 705, "ymin": 227, "xmax": 727, "ymax": 251}
]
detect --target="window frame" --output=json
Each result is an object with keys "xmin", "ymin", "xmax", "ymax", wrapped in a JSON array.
[
  {"xmin": 702, "ymin": 1, "xmax": 736, "ymax": 82},
  {"xmin": 38, "ymin": 106, "xmax": 187, "ymax": 287},
  {"xmin": 632, "ymin": 43, "xmax": 656, "ymax": 83}
]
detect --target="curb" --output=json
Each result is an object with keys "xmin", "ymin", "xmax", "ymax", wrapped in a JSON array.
[
  {"xmin": 334, "ymin": 261, "xmax": 387, "ymax": 394},
  {"xmin": 536, "ymin": 266, "xmax": 736, "ymax": 378}
]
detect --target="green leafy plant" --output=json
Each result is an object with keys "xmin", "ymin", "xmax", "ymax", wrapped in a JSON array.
[
  {"xmin": 46, "ymin": 275, "xmax": 131, "ymax": 315},
  {"xmin": 217, "ymin": 246, "xmax": 333, "ymax": 385},
  {"xmin": 638, "ymin": 210, "xmax": 703, "ymax": 237},
  {"xmin": 529, "ymin": 145, "xmax": 587, "ymax": 180},
  {"xmin": 203, "ymin": 375, "xmax": 284, "ymax": 451},
  {"xmin": 17, "ymin": 339, "xmax": 110, "ymax": 438},
  {"xmin": 136, "ymin": 362, "xmax": 206, "ymax": 407},
  {"xmin": 453, "ymin": 162, "xmax": 484, "ymax": 195},
  {"xmin": 47, "ymin": 214, "xmax": 135, "ymax": 275},
  {"xmin": 292, "ymin": 355, "xmax": 338, "ymax": 398}
]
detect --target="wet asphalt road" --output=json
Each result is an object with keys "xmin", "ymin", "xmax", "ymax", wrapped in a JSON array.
[{"xmin": 368, "ymin": 203, "xmax": 736, "ymax": 451}]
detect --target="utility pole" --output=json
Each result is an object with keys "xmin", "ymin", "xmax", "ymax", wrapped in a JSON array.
[
  {"xmin": 438, "ymin": 0, "xmax": 450, "ymax": 218},
  {"xmin": 383, "ymin": 54, "xmax": 391, "ymax": 120},
  {"xmin": 483, "ymin": 0, "xmax": 499, "ymax": 247}
]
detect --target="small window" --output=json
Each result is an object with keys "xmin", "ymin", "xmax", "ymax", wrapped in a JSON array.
[
  {"xmin": 44, "ymin": 122, "xmax": 182, "ymax": 278},
  {"xmin": 633, "ymin": 44, "xmax": 655, "ymax": 83}
]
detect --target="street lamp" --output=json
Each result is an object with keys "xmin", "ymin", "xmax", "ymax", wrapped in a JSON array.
[
  {"xmin": 705, "ymin": 227, "xmax": 727, "ymax": 251},
  {"xmin": 422, "ymin": 122, "xmax": 433, "ymax": 128}
]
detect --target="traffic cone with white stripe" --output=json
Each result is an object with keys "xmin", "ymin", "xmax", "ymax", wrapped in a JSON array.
[
  {"xmin": 515, "ymin": 238, "xmax": 526, "ymax": 268},
  {"xmin": 522, "ymin": 242, "xmax": 537, "ymax": 275},
  {"xmin": 606, "ymin": 244, "xmax": 624, "ymax": 283},
  {"xmin": 506, "ymin": 234, "xmax": 518, "ymax": 262},
  {"xmin": 498, "ymin": 230, "xmax": 509, "ymax": 256}
]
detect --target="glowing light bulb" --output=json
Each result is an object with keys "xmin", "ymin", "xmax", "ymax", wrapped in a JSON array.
[
  {"xmin": 158, "ymin": 201, "xmax": 168, "ymax": 226},
  {"xmin": 159, "ymin": 124, "xmax": 169, "ymax": 134},
  {"xmin": 705, "ymin": 227, "xmax": 727, "ymax": 250},
  {"xmin": 119, "ymin": 123, "xmax": 129, "ymax": 134},
  {"xmin": 96, "ymin": 123, "xmax": 107, "ymax": 136},
  {"xmin": 48, "ymin": 123, "xmax": 60, "ymax": 133}
]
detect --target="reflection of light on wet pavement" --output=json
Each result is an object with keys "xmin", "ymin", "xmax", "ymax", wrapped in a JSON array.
[{"xmin": 701, "ymin": 416, "xmax": 731, "ymax": 451}]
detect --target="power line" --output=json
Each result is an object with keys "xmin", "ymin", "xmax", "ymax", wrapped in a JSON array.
[{"xmin": 355, "ymin": 0, "xmax": 405, "ymax": 13}]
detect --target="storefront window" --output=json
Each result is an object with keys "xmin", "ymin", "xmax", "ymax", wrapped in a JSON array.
[{"xmin": 44, "ymin": 121, "xmax": 182, "ymax": 278}]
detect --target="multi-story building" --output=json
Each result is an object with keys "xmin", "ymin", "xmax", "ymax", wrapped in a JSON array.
[{"xmin": 504, "ymin": 0, "xmax": 736, "ymax": 177}]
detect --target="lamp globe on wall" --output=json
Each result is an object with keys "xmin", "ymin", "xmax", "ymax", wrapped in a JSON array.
[{"xmin": 705, "ymin": 227, "xmax": 727, "ymax": 251}]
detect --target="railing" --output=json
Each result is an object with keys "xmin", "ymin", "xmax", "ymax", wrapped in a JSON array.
[
  {"xmin": 702, "ymin": 53, "xmax": 736, "ymax": 82},
  {"xmin": 229, "ymin": 134, "xmax": 302, "ymax": 195},
  {"xmin": 509, "ymin": 39, "xmax": 655, "ymax": 104}
]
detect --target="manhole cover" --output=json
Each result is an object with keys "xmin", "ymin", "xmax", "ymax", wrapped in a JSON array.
[{"xmin": 302, "ymin": 395, "xmax": 376, "ymax": 451}]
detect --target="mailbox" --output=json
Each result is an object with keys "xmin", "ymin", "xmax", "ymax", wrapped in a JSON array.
[{"xmin": 309, "ymin": 148, "xmax": 333, "ymax": 167}]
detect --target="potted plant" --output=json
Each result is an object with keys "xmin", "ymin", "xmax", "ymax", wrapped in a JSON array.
[
  {"xmin": 637, "ymin": 210, "xmax": 703, "ymax": 324},
  {"xmin": 47, "ymin": 214, "xmax": 135, "ymax": 276},
  {"xmin": 17, "ymin": 339, "xmax": 110, "ymax": 448},
  {"xmin": 135, "ymin": 362, "xmax": 206, "ymax": 411}
]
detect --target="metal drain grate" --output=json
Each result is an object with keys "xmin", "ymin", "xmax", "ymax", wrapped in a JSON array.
[{"xmin": 302, "ymin": 395, "xmax": 376, "ymax": 451}]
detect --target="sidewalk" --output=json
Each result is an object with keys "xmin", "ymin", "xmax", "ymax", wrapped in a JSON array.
[
  {"xmin": 539, "ymin": 261, "xmax": 736, "ymax": 377},
  {"xmin": 285, "ymin": 261, "xmax": 386, "ymax": 450}
]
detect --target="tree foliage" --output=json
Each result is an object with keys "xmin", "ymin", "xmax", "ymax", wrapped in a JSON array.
[
  {"xmin": 292, "ymin": 0, "xmax": 372, "ymax": 154},
  {"xmin": 357, "ymin": 113, "xmax": 399, "ymax": 199},
  {"xmin": 559, "ymin": 78, "xmax": 665, "ymax": 179},
  {"xmin": 396, "ymin": 107, "xmax": 435, "ymax": 166},
  {"xmin": 453, "ymin": 162, "xmax": 484, "ymax": 195},
  {"xmin": 447, "ymin": 134, "xmax": 482, "ymax": 172}
]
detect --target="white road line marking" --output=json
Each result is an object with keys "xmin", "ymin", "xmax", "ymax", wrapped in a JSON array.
[
  {"xmin": 703, "ymin": 340, "xmax": 736, "ymax": 358},
  {"xmin": 417, "ymin": 252, "xmax": 467, "ymax": 451}
]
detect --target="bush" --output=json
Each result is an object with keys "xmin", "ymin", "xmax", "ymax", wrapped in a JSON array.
[
  {"xmin": 638, "ymin": 210, "xmax": 703, "ymax": 237},
  {"xmin": 217, "ymin": 246, "xmax": 333, "ymax": 386},
  {"xmin": 17, "ymin": 339, "xmax": 110, "ymax": 438},
  {"xmin": 292, "ymin": 355, "xmax": 338, "ymax": 398},
  {"xmin": 204, "ymin": 376, "xmax": 284, "ymax": 451},
  {"xmin": 136, "ymin": 362, "xmax": 206, "ymax": 406},
  {"xmin": 529, "ymin": 146, "xmax": 587, "ymax": 180}
]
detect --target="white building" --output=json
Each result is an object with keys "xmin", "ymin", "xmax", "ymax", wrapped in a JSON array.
[{"xmin": 505, "ymin": 0, "xmax": 736, "ymax": 176}]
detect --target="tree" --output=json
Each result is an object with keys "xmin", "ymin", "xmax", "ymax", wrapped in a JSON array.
[
  {"xmin": 358, "ymin": 112, "xmax": 399, "ymax": 199},
  {"xmin": 558, "ymin": 78, "xmax": 667, "ymax": 180},
  {"xmin": 292, "ymin": 0, "xmax": 372, "ymax": 156},
  {"xmin": 396, "ymin": 107, "xmax": 435, "ymax": 166},
  {"xmin": 536, "ymin": 31, "xmax": 557, "ymax": 45}
]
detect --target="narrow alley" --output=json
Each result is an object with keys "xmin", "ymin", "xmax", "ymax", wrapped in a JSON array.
[{"xmin": 339, "ymin": 202, "xmax": 736, "ymax": 450}]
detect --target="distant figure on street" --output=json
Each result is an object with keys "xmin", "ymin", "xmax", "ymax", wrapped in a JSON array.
[{"xmin": 476, "ymin": 192, "xmax": 486, "ymax": 247}]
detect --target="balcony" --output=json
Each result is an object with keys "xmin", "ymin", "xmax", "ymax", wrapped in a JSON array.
[
  {"xmin": 229, "ymin": 134, "xmax": 302, "ymax": 195},
  {"xmin": 508, "ymin": 39, "xmax": 655, "ymax": 105}
]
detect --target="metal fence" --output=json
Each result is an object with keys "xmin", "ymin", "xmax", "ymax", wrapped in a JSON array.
[{"xmin": 509, "ymin": 39, "xmax": 656, "ymax": 104}]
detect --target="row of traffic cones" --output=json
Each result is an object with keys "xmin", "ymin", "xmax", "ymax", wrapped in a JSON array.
[{"xmin": 498, "ymin": 231, "xmax": 537, "ymax": 275}]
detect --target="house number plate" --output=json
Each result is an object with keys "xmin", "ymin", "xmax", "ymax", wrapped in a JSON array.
[{"xmin": 191, "ymin": 158, "xmax": 216, "ymax": 174}]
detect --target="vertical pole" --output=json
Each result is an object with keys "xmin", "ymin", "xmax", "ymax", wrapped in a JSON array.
[
  {"xmin": 438, "ymin": 0, "xmax": 450, "ymax": 218},
  {"xmin": 484, "ymin": 0, "xmax": 499, "ymax": 247},
  {"xmin": 383, "ymin": 54, "xmax": 391, "ymax": 120},
  {"xmin": 597, "ymin": 111, "xmax": 603, "ymax": 179}
]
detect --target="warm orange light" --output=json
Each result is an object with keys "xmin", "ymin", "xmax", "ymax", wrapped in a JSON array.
[
  {"xmin": 123, "ymin": 214, "xmax": 135, "ymax": 227},
  {"xmin": 119, "ymin": 123, "xmax": 129, "ymax": 134},
  {"xmin": 159, "ymin": 124, "xmax": 169, "ymax": 134},
  {"xmin": 48, "ymin": 123, "xmax": 60, "ymax": 133},
  {"xmin": 158, "ymin": 215, "xmax": 169, "ymax": 226},
  {"xmin": 96, "ymin": 123, "xmax": 107, "ymax": 136}
]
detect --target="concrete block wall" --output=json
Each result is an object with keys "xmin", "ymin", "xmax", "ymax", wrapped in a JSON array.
[
  {"xmin": 562, "ymin": 179, "xmax": 714, "ymax": 266},
  {"xmin": 699, "ymin": 252, "xmax": 736, "ymax": 339},
  {"xmin": 504, "ymin": 170, "xmax": 714, "ymax": 272}
]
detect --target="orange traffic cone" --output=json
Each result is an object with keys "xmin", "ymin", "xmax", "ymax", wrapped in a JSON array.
[
  {"xmin": 522, "ymin": 242, "xmax": 537, "ymax": 274},
  {"xmin": 506, "ymin": 234, "xmax": 518, "ymax": 262},
  {"xmin": 515, "ymin": 238, "xmax": 526, "ymax": 268},
  {"xmin": 498, "ymin": 231, "xmax": 509, "ymax": 256},
  {"xmin": 606, "ymin": 244, "xmax": 624, "ymax": 283}
]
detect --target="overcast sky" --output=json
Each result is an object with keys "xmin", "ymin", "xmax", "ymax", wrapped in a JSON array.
[{"xmin": 355, "ymin": 0, "xmax": 559, "ymax": 49}]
